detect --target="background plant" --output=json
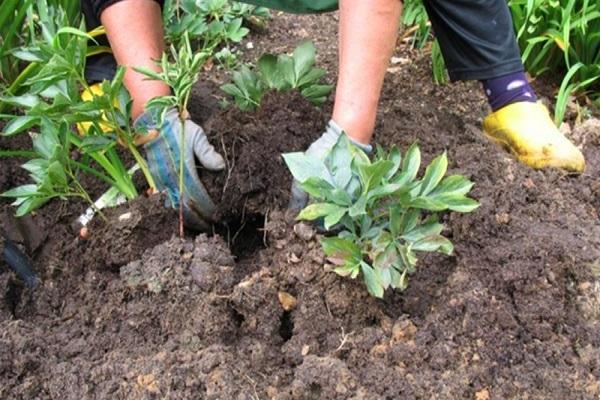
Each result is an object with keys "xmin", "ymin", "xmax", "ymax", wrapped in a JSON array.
[
  {"xmin": 400, "ymin": 0, "xmax": 448, "ymax": 85},
  {"xmin": 163, "ymin": 0, "xmax": 269, "ymax": 67},
  {"xmin": 0, "ymin": 0, "xmax": 80, "ymax": 87},
  {"xmin": 284, "ymin": 135, "xmax": 479, "ymax": 298},
  {"xmin": 1, "ymin": 1, "xmax": 153, "ymax": 216},
  {"xmin": 509, "ymin": 0, "xmax": 600, "ymax": 123},
  {"xmin": 221, "ymin": 41, "xmax": 333, "ymax": 111}
]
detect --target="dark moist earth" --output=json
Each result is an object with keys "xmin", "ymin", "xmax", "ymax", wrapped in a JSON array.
[
  {"xmin": 2, "ymin": 12, "xmax": 600, "ymax": 400},
  {"xmin": 200, "ymin": 90, "xmax": 326, "ymax": 221}
]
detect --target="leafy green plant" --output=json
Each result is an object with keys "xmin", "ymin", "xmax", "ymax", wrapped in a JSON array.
[
  {"xmin": 1, "ymin": 6, "xmax": 153, "ymax": 216},
  {"xmin": 221, "ymin": 41, "xmax": 333, "ymax": 111},
  {"xmin": 163, "ymin": 0, "xmax": 269, "ymax": 66},
  {"xmin": 284, "ymin": 135, "xmax": 479, "ymax": 298},
  {"xmin": 0, "ymin": 0, "xmax": 80, "ymax": 87},
  {"xmin": 135, "ymin": 33, "xmax": 208, "ymax": 237}
]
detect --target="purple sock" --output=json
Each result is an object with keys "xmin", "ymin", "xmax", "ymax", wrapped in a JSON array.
[{"xmin": 481, "ymin": 72, "xmax": 537, "ymax": 111}]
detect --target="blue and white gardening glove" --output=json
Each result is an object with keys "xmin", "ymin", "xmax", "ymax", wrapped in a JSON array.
[
  {"xmin": 135, "ymin": 108, "xmax": 225, "ymax": 231},
  {"xmin": 288, "ymin": 120, "xmax": 372, "ymax": 211}
]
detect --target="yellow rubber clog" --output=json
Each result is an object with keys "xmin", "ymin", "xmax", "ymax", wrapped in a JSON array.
[{"xmin": 483, "ymin": 102, "xmax": 585, "ymax": 173}]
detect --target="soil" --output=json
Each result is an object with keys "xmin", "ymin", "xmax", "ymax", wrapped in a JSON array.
[
  {"xmin": 200, "ymin": 90, "xmax": 326, "ymax": 221},
  {"xmin": 2, "ymin": 12, "xmax": 600, "ymax": 400}
]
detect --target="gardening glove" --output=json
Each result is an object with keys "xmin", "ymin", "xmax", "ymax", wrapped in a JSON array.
[
  {"xmin": 135, "ymin": 108, "xmax": 226, "ymax": 231},
  {"xmin": 483, "ymin": 101, "xmax": 585, "ymax": 173},
  {"xmin": 289, "ymin": 120, "xmax": 372, "ymax": 211}
]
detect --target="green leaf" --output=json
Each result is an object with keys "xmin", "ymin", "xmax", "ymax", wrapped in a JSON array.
[
  {"xmin": 324, "ymin": 206, "xmax": 348, "ymax": 229},
  {"xmin": 297, "ymin": 203, "xmax": 345, "ymax": 221},
  {"xmin": 15, "ymin": 196, "xmax": 49, "ymax": 217},
  {"xmin": 405, "ymin": 196, "xmax": 447, "ymax": 211},
  {"xmin": 401, "ymin": 143, "xmax": 421, "ymax": 182},
  {"xmin": 283, "ymin": 152, "xmax": 333, "ymax": 185},
  {"xmin": 276, "ymin": 54, "xmax": 295, "ymax": 89},
  {"xmin": 420, "ymin": 152, "xmax": 447, "ymax": 195},
  {"xmin": 0, "ymin": 94, "xmax": 40, "ymax": 108},
  {"xmin": 2, "ymin": 116, "xmax": 39, "ymax": 136},
  {"xmin": 80, "ymin": 135, "xmax": 116, "ymax": 153},
  {"xmin": 349, "ymin": 194, "xmax": 368, "ymax": 217},
  {"xmin": 326, "ymin": 133, "xmax": 353, "ymax": 189},
  {"xmin": 47, "ymin": 161, "xmax": 68, "ymax": 187},
  {"xmin": 257, "ymin": 54, "xmax": 279, "ymax": 88},
  {"xmin": 299, "ymin": 177, "xmax": 335, "ymax": 200},
  {"xmin": 296, "ymin": 67, "xmax": 327, "ymax": 88},
  {"xmin": 334, "ymin": 262, "xmax": 360, "ymax": 278},
  {"xmin": 385, "ymin": 146, "xmax": 402, "ymax": 180},
  {"xmin": 431, "ymin": 175, "xmax": 474, "ymax": 196},
  {"xmin": 292, "ymin": 41, "xmax": 316, "ymax": 84},
  {"xmin": 431, "ymin": 193, "xmax": 480, "ymax": 212},
  {"xmin": 402, "ymin": 218, "xmax": 444, "ymax": 242},
  {"xmin": 2, "ymin": 184, "xmax": 39, "ymax": 198},
  {"xmin": 356, "ymin": 159, "xmax": 395, "ymax": 193},
  {"xmin": 412, "ymin": 235, "xmax": 454, "ymax": 255},
  {"xmin": 361, "ymin": 261, "xmax": 384, "ymax": 298},
  {"xmin": 321, "ymin": 236, "xmax": 361, "ymax": 261}
]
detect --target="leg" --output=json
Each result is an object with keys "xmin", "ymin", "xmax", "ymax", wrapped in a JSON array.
[
  {"xmin": 332, "ymin": 0, "xmax": 402, "ymax": 144},
  {"xmin": 99, "ymin": 0, "xmax": 171, "ymax": 119},
  {"xmin": 422, "ymin": 0, "xmax": 584, "ymax": 172}
]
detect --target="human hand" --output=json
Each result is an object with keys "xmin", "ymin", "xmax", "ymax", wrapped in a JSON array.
[
  {"xmin": 288, "ymin": 120, "xmax": 371, "ymax": 211},
  {"xmin": 136, "ymin": 108, "xmax": 225, "ymax": 230}
]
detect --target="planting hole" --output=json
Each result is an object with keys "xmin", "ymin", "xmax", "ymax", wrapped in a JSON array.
[
  {"xmin": 215, "ymin": 213, "xmax": 266, "ymax": 260},
  {"xmin": 279, "ymin": 310, "xmax": 294, "ymax": 342}
]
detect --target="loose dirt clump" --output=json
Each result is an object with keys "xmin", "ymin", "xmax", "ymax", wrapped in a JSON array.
[{"xmin": 201, "ymin": 90, "xmax": 326, "ymax": 221}]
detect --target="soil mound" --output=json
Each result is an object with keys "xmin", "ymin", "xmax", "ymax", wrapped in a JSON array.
[{"xmin": 202, "ymin": 90, "xmax": 326, "ymax": 221}]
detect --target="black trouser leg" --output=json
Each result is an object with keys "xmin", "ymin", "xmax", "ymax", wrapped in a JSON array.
[{"xmin": 422, "ymin": 0, "xmax": 524, "ymax": 82}]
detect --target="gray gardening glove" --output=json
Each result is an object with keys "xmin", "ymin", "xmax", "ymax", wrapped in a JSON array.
[
  {"xmin": 135, "ymin": 108, "xmax": 225, "ymax": 231},
  {"xmin": 288, "ymin": 120, "xmax": 372, "ymax": 211}
]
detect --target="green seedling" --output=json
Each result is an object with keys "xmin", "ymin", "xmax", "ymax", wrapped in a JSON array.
[
  {"xmin": 135, "ymin": 33, "xmax": 208, "ymax": 237},
  {"xmin": 284, "ymin": 135, "xmax": 479, "ymax": 298},
  {"xmin": 221, "ymin": 41, "xmax": 333, "ymax": 110}
]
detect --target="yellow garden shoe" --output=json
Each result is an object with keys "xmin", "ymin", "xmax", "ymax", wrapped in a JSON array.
[{"xmin": 483, "ymin": 102, "xmax": 585, "ymax": 173}]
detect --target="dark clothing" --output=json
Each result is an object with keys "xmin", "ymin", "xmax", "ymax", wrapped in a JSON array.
[
  {"xmin": 81, "ymin": 0, "xmax": 524, "ymax": 82},
  {"xmin": 421, "ymin": 0, "xmax": 523, "ymax": 81}
]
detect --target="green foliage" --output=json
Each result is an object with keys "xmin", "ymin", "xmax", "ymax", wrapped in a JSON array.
[
  {"xmin": 509, "ymin": 0, "xmax": 600, "ymax": 124},
  {"xmin": 284, "ymin": 135, "xmax": 479, "ymax": 298},
  {"xmin": 1, "ymin": 6, "xmax": 153, "ymax": 216},
  {"xmin": 0, "ymin": 0, "xmax": 80, "ymax": 86},
  {"xmin": 221, "ymin": 41, "xmax": 333, "ymax": 111},
  {"xmin": 163, "ymin": 0, "xmax": 270, "ymax": 66},
  {"xmin": 401, "ymin": 0, "xmax": 431, "ymax": 49}
]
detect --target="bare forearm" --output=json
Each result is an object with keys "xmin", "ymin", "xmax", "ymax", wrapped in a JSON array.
[
  {"xmin": 333, "ymin": 0, "xmax": 402, "ymax": 144},
  {"xmin": 100, "ymin": 0, "xmax": 171, "ymax": 119}
]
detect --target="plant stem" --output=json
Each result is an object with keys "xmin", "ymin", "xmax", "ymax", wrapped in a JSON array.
[{"xmin": 178, "ymin": 113, "xmax": 185, "ymax": 238}]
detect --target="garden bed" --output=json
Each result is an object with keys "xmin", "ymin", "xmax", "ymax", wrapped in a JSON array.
[{"xmin": 1, "ymin": 12, "xmax": 600, "ymax": 399}]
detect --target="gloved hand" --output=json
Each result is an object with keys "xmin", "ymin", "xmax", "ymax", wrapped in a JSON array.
[
  {"xmin": 135, "ymin": 108, "xmax": 226, "ymax": 230},
  {"xmin": 289, "ymin": 120, "xmax": 372, "ymax": 211},
  {"xmin": 483, "ymin": 101, "xmax": 585, "ymax": 172}
]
